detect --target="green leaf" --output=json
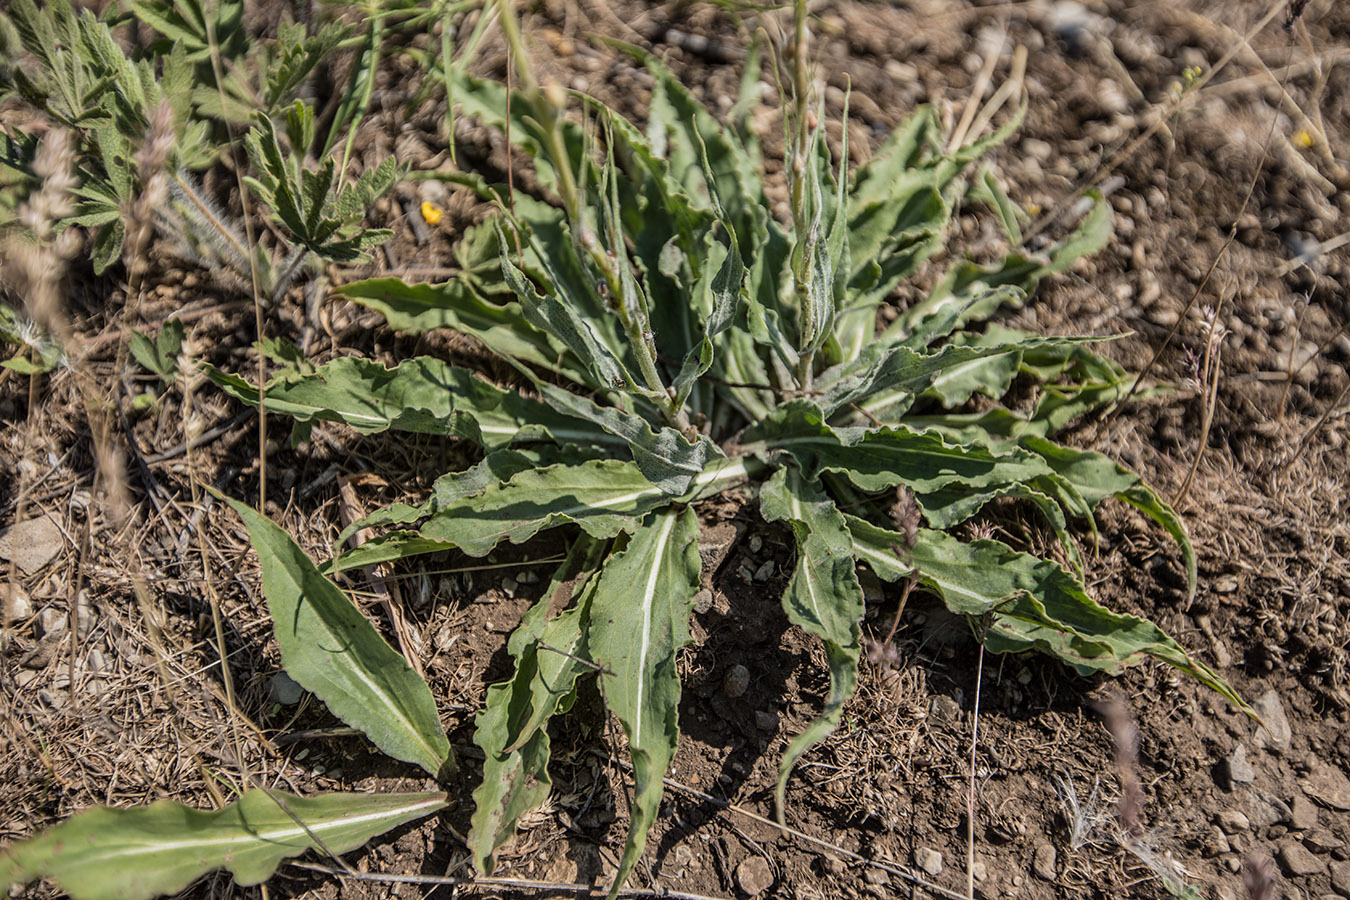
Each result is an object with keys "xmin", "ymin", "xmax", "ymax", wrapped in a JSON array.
[
  {"xmin": 532, "ymin": 382, "xmax": 721, "ymax": 495},
  {"xmin": 223, "ymin": 496, "xmax": 452, "ymax": 777},
  {"xmin": 327, "ymin": 457, "xmax": 754, "ymax": 574},
  {"xmin": 1019, "ymin": 436, "xmax": 1196, "ymax": 597},
  {"xmin": 758, "ymin": 466, "xmax": 864, "ymax": 820},
  {"xmin": 204, "ymin": 357, "xmax": 617, "ymax": 451},
  {"xmin": 845, "ymin": 516, "xmax": 1247, "ymax": 713},
  {"xmin": 585, "ymin": 508, "xmax": 701, "ymax": 897},
  {"xmin": 470, "ymin": 537, "xmax": 606, "ymax": 874},
  {"xmin": 0, "ymin": 790, "xmax": 446, "ymax": 900}
]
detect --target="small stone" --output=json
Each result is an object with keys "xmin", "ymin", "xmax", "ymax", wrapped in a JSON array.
[
  {"xmin": 692, "ymin": 589, "xmax": 714, "ymax": 614},
  {"xmin": 1329, "ymin": 861, "xmax": 1350, "ymax": 896},
  {"xmin": 752, "ymin": 559, "xmax": 775, "ymax": 582},
  {"xmin": 820, "ymin": 856, "xmax": 845, "ymax": 876},
  {"xmin": 735, "ymin": 857, "xmax": 774, "ymax": 896},
  {"xmin": 1212, "ymin": 575, "xmax": 1240, "ymax": 594},
  {"xmin": 501, "ymin": 576, "xmax": 517, "ymax": 598},
  {"xmin": 1289, "ymin": 795, "xmax": 1320, "ymax": 831},
  {"xmin": 1279, "ymin": 841, "xmax": 1328, "ymax": 877},
  {"xmin": 37, "ymin": 607, "xmax": 66, "ymax": 638},
  {"xmin": 269, "ymin": 673, "xmax": 305, "ymax": 706},
  {"xmin": 722, "ymin": 665, "xmax": 750, "ymax": 699},
  {"xmin": 0, "ymin": 516, "xmax": 65, "ymax": 575},
  {"xmin": 970, "ymin": 861, "xmax": 987, "ymax": 883},
  {"xmin": 1215, "ymin": 887, "xmax": 1237, "ymax": 900},
  {"xmin": 1216, "ymin": 810, "xmax": 1251, "ymax": 834},
  {"xmin": 753, "ymin": 710, "xmax": 778, "ymax": 731},
  {"xmin": 1305, "ymin": 830, "xmax": 1343, "ymax": 854},
  {"xmin": 748, "ymin": 535, "xmax": 763, "ymax": 554},
  {"xmin": 1203, "ymin": 826, "xmax": 1231, "ymax": 857},
  {"xmin": 1033, "ymin": 842, "xmax": 1057, "ymax": 881},
  {"xmin": 863, "ymin": 868, "xmax": 889, "ymax": 886},
  {"xmin": 3, "ymin": 582, "xmax": 32, "ymax": 624},
  {"xmin": 1223, "ymin": 745, "xmax": 1256, "ymax": 787},
  {"xmin": 73, "ymin": 591, "xmax": 94, "ymax": 640},
  {"xmin": 1303, "ymin": 760, "xmax": 1350, "ymax": 811},
  {"xmin": 1253, "ymin": 690, "xmax": 1293, "ymax": 749},
  {"xmin": 931, "ymin": 695, "xmax": 961, "ymax": 720},
  {"xmin": 914, "ymin": 847, "xmax": 943, "ymax": 877},
  {"xmin": 1224, "ymin": 857, "xmax": 1242, "ymax": 873}
]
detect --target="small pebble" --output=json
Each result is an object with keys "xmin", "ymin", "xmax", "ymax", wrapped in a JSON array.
[
  {"xmin": 748, "ymin": 534, "xmax": 763, "ymax": 553},
  {"xmin": 914, "ymin": 847, "xmax": 942, "ymax": 876},
  {"xmin": 735, "ymin": 857, "xmax": 774, "ymax": 896},
  {"xmin": 723, "ymin": 665, "xmax": 750, "ymax": 699},
  {"xmin": 1329, "ymin": 861, "xmax": 1350, "ymax": 895},
  {"xmin": 1278, "ymin": 840, "xmax": 1327, "ymax": 877},
  {"xmin": 37, "ymin": 607, "xmax": 66, "ymax": 638},
  {"xmin": 1223, "ymin": 745, "xmax": 1256, "ymax": 786},
  {"xmin": 692, "ymin": 589, "xmax": 714, "ymax": 615},
  {"xmin": 1289, "ymin": 795, "xmax": 1320, "ymax": 831},
  {"xmin": 1033, "ymin": 842, "xmax": 1057, "ymax": 881},
  {"xmin": 1217, "ymin": 810, "xmax": 1251, "ymax": 834},
  {"xmin": 753, "ymin": 710, "xmax": 778, "ymax": 731},
  {"xmin": 2, "ymin": 582, "xmax": 31, "ymax": 624},
  {"xmin": 970, "ymin": 861, "xmax": 987, "ymax": 883},
  {"xmin": 1253, "ymin": 690, "xmax": 1293, "ymax": 749},
  {"xmin": 752, "ymin": 559, "xmax": 775, "ymax": 582},
  {"xmin": 501, "ymin": 577, "xmax": 517, "ymax": 598}
]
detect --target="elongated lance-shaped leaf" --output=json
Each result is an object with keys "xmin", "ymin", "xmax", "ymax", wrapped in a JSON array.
[
  {"xmin": 817, "ymin": 335, "xmax": 1105, "ymax": 420},
  {"xmin": 497, "ymin": 224, "xmax": 635, "ymax": 394},
  {"xmin": 204, "ymin": 356, "xmax": 618, "ymax": 451},
  {"xmin": 470, "ymin": 537, "xmax": 607, "ymax": 874},
  {"xmin": 670, "ymin": 224, "xmax": 744, "ymax": 410},
  {"xmin": 750, "ymin": 400, "xmax": 1057, "ymax": 503},
  {"xmin": 1019, "ymin": 435, "xmax": 1196, "ymax": 597},
  {"xmin": 758, "ymin": 466, "xmax": 865, "ymax": 822},
  {"xmin": 337, "ymin": 278, "xmax": 591, "ymax": 385},
  {"xmin": 844, "ymin": 516, "xmax": 1248, "ymax": 714},
  {"xmin": 532, "ymin": 382, "xmax": 721, "ymax": 495},
  {"xmin": 327, "ymin": 456, "xmax": 756, "ymax": 574},
  {"xmin": 0, "ymin": 790, "xmax": 446, "ymax": 900},
  {"xmin": 585, "ymin": 507, "xmax": 701, "ymax": 898},
  {"xmin": 223, "ymin": 497, "xmax": 452, "ymax": 777}
]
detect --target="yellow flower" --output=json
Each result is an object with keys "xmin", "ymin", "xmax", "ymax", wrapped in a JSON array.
[
  {"xmin": 421, "ymin": 201, "xmax": 443, "ymax": 226},
  {"xmin": 1293, "ymin": 130, "xmax": 1314, "ymax": 150}
]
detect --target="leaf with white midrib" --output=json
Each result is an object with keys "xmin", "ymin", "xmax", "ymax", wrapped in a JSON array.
[
  {"xmin": 585, "ymin": 508, "xmax": 701, "ymax": 899},
  {"xmin": 224, "ymin": 496, "xmax": 452, "ymax": 777},
  {"xmin": 0, "ymin": 790, "xmax": 446, "ymax": 900}
]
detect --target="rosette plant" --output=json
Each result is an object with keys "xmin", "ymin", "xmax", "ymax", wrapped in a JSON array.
[{"xmin": 1, "ymin": 7, "xmax": 1246, "ymax": 899}]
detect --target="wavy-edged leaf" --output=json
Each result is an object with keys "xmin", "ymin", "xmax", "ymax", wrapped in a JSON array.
[
  {"xmin": 0, "ymin": 790, "xmax": 446, "ymax": 900},
  {"xmin": 1020, "ymin": 435, "xmax": 1195, "ymax": 596},
  {"xmin": 338, "ymin": 277, "xmax": 587, "ymax": 383},
  {"xmin": 758, "ymin": 466, "xmax": 864, "ymax": 820},
  {"xmin": 204, "ymin": 356, "xmax": 616, "ymax": 451},
  {"xmin": 327, "ymin": 456, "xmax": 755, "ymax": 575},
  {"xmin": 533, "ymin": 382, "xmax": 721, "ymax": 495},
  {"xmin": 224, "ymin": 497, "xmax": 452, "ymax": 777},
  {"xmin": 470, "ymin": 537, "xmax": 606, "ymax": 874},
  {"xmin": 845, "ymin": 516, "xmax": 1247, "ymax": 713},
  {"xmin": 585, "ymin": 508, "xmax": 701, "ymax": 898}
]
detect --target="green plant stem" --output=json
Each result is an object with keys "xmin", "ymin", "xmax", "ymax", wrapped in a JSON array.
[{"xmin": 789, "ymin": 0, "xmax": 815, "ymax": 391}]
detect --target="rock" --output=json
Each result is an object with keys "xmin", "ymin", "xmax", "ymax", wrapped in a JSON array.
[
  {"xmin": 1305, "ymin": 830, "xmax": 1343, "ymax": 854},
  {"xmin": 753, "ymin": 710, "xmax": 778, "ymax": 731},
  {"xmin": 1216, "ymin": 810, "xmax": 1251, "ymax": 834},
  {"xmin": 752, "ymin": 559, "xmax": 775, "ymax": 582},
  {"xmin": 1033, "ymin": 842, "xmax": 1057, "ymax": 881},
  {"xmin": 747, "ymin": 534, "xmax": 763, "ymax": 554},
  {"xmin": 1202, "ymin": 826, "xmax": 1231, "ymax": 857},
  {"xmin": 1253, "ymin": 690, "xmax": 1293, "ymax": 750},
  {"xmin": 735, "ymin": 857, "xmax": 774, "ymax": 896},
  {"xmin": 269, "ymin": 673, "xmax": 304, "ymax": 706},
  {"xmin": 2, "ymin": 582, "xmax": 32, "ymax": 624},
  {"xmin": 914, "ymin": 847, "xmax": 943, "ymax": 877},
  {"xmin": 0, "ymin": 516, "xmax": 65, "ymax": 575},
  {"xmin": 1330, "ymin": 861, "xmax": 1350, "ymax": 896},
  {"xmin": 863, "ymin": 868, "xmax": 889, "ymax": 886},
  {"xmin": 692, "ymin": 588, "xmax": 714, "ymax": 615},
  {"xmin": 970, "ymin": 861, "xmax": 987, "ymax": 883},
  {"xmin": 1279, "ymin": 840, "xmax": 1328, "ymax": 877},
  {"xmin": 20, "ymin": 634, "xmax": 60, "ymax": 669},
  {"xmin": 1289, "ymin": 795, "xmax": 1320, "ymax": 831},
  {"xmin": 1303, "ymin": 760, "xmax": 1350, "ymax": 811},
  {"xmin": 36, "ymin": 607, "xmax": 65, "ymax": 638},
  {"xmin": 73, "ymin": 590, "xmax": 94, "ymax": 640},
  {"xmin": 931, "ymin": 695, "xmax": 961, "ymax": 720},
  {"xmin": 1222, "ymin": 745, "xmax": 1256, "ymax": 787},
  {"xmin": 1212, "ymin": 575, "xmax": 1240, "ymax": 594},
  {"xmin": 722, "ymin": 665, "xmax": 750, "ymax": 699}
]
